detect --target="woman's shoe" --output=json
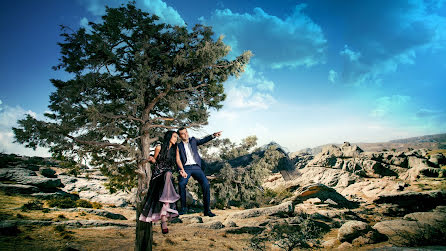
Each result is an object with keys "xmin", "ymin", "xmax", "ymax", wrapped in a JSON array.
[{"xmin": 161, "ymin": 220, "xmax": 169, "ymax": 234}]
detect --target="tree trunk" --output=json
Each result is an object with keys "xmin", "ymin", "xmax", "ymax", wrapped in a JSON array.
[{"xmin": 135, "ymin": 135, "xmax": 153, "ymax": 251}]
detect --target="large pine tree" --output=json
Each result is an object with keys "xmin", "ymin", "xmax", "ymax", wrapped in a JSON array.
[{"xmin": 13, "ymin": 3, "xmax": 251, "ymax": 250}]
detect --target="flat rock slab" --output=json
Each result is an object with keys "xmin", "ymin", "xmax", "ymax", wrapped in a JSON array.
[
  {"xmin": 48, "ymin": 208, "xmax": 127, "ymax": 220},
  {"xmin": 1, "ymin": 219, "xmax": 135, "ymax": 228},
  {"xmin": 0, "ymin": 183, "xmax": 40, "ymax": 194},
  {"xmin": 226, "ymin": 201, "xmax": 293, "ymax": 220}
]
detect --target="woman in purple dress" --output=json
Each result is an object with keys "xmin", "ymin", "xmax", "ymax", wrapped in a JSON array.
[{"xmin": 139, "ymin": 131, "xmax": 186, "ymax": 234}]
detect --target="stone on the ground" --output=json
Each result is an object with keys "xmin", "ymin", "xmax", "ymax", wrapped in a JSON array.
[
  {"xmin": 181, "ymin": 216, "xmax": 203, "ymax": 224},
  {"xmin": 337, "ymin": 220, "xmax": 370, "ymax": 242},
  {"xmin": 39, "ymin": 167, "xmax": 57, "ymax": 178}
]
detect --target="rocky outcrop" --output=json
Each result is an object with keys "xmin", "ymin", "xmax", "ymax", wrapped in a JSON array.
[
  {"xmin": 59, "ymin": 173, "xmax": 135, "ymax": 207},
  {"xmin": 305, "ymin": 143, "xmax": 444, "ymax": 181},
  {"xmin": 373, "ymin": 190, "xmax": 446, "ymax": 215},
  {"xmin": 0, "ymin": 167, "xmax": 62, "ymax": 190}
]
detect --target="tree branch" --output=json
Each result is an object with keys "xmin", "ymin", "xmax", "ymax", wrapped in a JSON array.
[
  {"xmin": 173, "ymin": 83, "xmax": 207, "ymax": 93},
  {"xmin": 101, "ymin": 113, "xmax": 145, "ymax": 123},
  {"xmin": 66, "ymin": 135, "xmax": 130, "ymax": 151}
]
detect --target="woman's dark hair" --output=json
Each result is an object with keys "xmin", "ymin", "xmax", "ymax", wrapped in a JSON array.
[{"xmin": 158, "ymin": 131, "xmax": 177, "ymax": 162}]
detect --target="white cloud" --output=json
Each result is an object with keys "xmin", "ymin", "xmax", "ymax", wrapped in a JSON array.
[
  {"xmin": 201, "ymin": 5, "xmax": 326, "ymax": 69},
  {"xmin": 329, "ymin": 1, "xmax": 446, "ymax": 85},
  {"xmin": 0, "ymin": 101, "xmax": 49, "ymax": 156},
  {"xmin": 222, "ymin": 65, "xmax": 276, "ymax": 111},
  {"xmin": 78, "ymin": 0, "xmax": 185, "ymax": 26},
  {"xmin": 328, "ymin": 69, "xmax": 338, "ymax": 83}
]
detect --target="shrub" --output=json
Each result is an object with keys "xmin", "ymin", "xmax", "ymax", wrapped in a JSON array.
[
  {"xmin": 91, "ymin": 201, "xmax": 103, "ymax": 209},
  {"xmin": 47, "ymin": 197, "xmax": 76, "ymax": 208},
  {"xmin": 21, "ymin": 200, "xmax": 44, "ymax": 211},
  {"xmin": 75, "ymin": 199, "xmax": 93, "ymax": 208},
  {"xmin": 249, "ymin": 213, "xmax": 326, "ymax": 250}
]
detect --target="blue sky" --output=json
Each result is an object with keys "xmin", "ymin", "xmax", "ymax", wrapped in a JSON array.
[{"xmin": 1, "ymin": 0, "xmax": 445, "ymax": 156}]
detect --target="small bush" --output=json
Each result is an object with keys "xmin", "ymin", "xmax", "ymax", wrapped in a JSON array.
[
  {"xmin": 47, "ymin": 197, "xmax": 76, "ymax": 208},
  {"xmin": 249, "ymin": 213, "xmax": 326, "ymax": 250},
  {"xmin": 54, "ymin": 225, "xmax": 66, "ymax": 232},
  {"xmin": 21, "ymin": 200, "xmax": 43, "ymax": 211},
  {"xmin": 91, "ymin": 201, "xmax": 103, "ymax": 209},
  {"xmin": 57, "ymin": 214, "xmax": 66, "ymax": 219},
  {"xmin": 75, "ymin": 199, "xmax": 93, "ymax": 208}
]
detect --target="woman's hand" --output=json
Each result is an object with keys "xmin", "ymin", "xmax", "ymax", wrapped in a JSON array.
[
  {"xmin": 180, "ymin": 169, "xmax": 187, "ymax": 178},
  {"xmin": 148, "ymin": 156, "xmax": 155, "ymax": 163}
]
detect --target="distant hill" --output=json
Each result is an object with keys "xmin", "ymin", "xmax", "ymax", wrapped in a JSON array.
[
  {"xmin": 294, "ymin": 133, "xmax": 446, "ymax": 155},
  {"xmin": 388, "ymin": 133, "xmax": 446, "ymax": 144}
]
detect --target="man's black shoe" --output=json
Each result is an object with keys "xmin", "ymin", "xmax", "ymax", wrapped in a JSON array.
[
  {"xmin": 204, "ymin": 211, "xmax": 216, "ymax": 217},
  {"xmin": 179, "ymin": 207, "xmax": 188, "ymax": 215}
]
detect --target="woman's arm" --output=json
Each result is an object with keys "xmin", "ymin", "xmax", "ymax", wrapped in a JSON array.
[{"xmin": 150, "ymin": 145, "xmax": 161, "ymax": 163}]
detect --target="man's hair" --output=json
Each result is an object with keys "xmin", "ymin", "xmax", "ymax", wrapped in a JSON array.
[{"xmin": 177, "ymin": 127, "xmax": 187, "ymax": 134}]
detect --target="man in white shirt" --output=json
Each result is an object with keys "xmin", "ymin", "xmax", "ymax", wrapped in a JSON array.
[{"xmin": 176, "ymin": 127, "xmax": 221, "ymax": 217}]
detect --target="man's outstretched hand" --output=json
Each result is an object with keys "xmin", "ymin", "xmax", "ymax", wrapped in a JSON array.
[{"xmin": 213, "ymin": 131, "xmax": 222, "ymax": 138}]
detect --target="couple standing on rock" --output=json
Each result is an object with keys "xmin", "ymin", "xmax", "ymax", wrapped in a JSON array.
[{"xmin": 138, "ymin": 127, "xmax": 221, "ymax": 234}]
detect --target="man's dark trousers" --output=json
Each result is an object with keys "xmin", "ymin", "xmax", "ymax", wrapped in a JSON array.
[{"xmin": 178, "ymin": 164, "xmax": 210, "ymax": 213}]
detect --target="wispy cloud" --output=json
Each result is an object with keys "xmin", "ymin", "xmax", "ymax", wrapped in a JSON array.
[
  {"xmin": 370, "ymin": 95, "xmax": 411, "ymax": 118},
  {"xmin": 77, "ymin": 0, "xmax": 185, "ymax": 26},
  {"xmin": 201, "ymin": 5, "xmax": 327, "ymax": 69}
]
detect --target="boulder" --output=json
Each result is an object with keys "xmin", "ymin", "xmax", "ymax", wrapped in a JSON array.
[
  {"xmin": 373, "ymin": 218, "xmax": 446, "ymax": 246},
  {"xmin": 322, "ymin": 239, "xmax": 339, "ymax": 248},
  {"xmin": 337, "ymin": 220, "xmax": 370, "ymax": 242},
  {"xmin": 181, "ymin": 216, "xmax": 203, "ymax": 224},
  {"xmin": 400, "ymin": 156, "xmax": 434, "ymax": 181},
  {"xmin": 39, "ymin": 167, "xmax": 57, "ymax": 178},
  {"xmin": 429, "ymin": 153, "xmax": 446, "ymax": 166},
  {"xmin": 193, "ymin": 221, "xmax": 224, "ymax": 229},
  {"xmin": 80, "ymin": 209, "xmax": 127, "ymax": 220},
  {"xmin": 340, "ymin": 142, "xmax": 363, "ymax": 158},
  {"xmin": 337, "ymin": 242, "xmax": 353, "ymax": 249}
]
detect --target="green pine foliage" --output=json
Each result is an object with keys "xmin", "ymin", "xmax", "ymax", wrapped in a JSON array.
[{"xmin": 205, "ymin": 136, "xmax": 290, "ymax": 209}]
